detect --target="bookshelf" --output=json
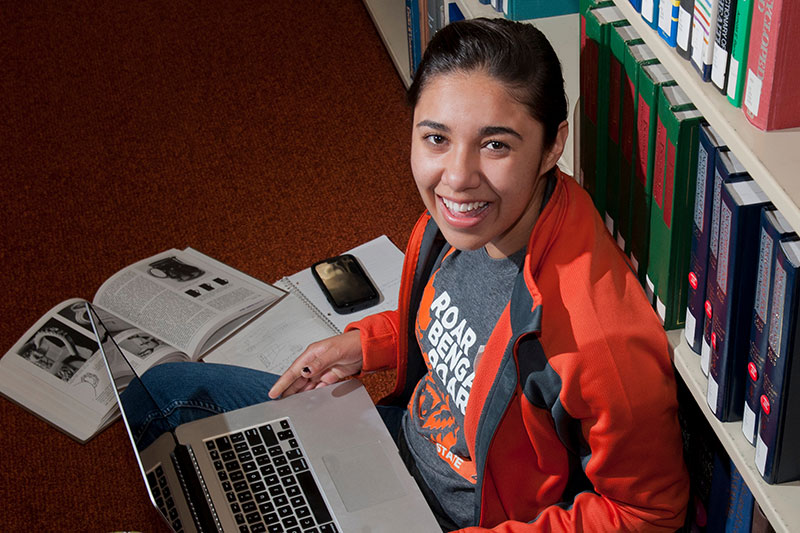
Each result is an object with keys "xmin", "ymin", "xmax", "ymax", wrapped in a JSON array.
[
  {"xmin": 608, "ymin": 2, "xmax": 800, "ymax": 532},
  {"xmin": 361, "ymin": 0, "xmax": 579, "ymax": 175},
  {"xmin": 361, "ymin": 0, "xmax": 412, "ymax": 87}
]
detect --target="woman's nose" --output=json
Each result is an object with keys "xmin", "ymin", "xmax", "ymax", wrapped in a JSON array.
[{"xmin": 441, "ymin": 146, "xmax": 480, "ymax": 190}]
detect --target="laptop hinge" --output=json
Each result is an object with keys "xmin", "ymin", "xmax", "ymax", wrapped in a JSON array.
[{"xmin": 172, "ymin": 444, "xmax": 223, "ymax": 532}]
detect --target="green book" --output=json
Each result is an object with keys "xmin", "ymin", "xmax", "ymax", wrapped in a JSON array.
[
  {"xmin": 623, "ymin": 42, "xmax": 659, "ymax": 278},
  {"xmin": 648, "ymin": 85, "xmax": 704, "ymax": 329},
  {"xmin": 613, "ymin": 30, "xmax": 648, "ymax": 254},
  {"xmin": 579, "ymin": 0, "xmax": 615, "ymax": 193},
  {"xmin": 606, "ymin": 23, "xmax": 640, "ymax": 246},
  {"xmin": 581, "ymin": 5, "xmax": 628, "ymax": 220},
  {"xmin": 631, "ymin": 62, "xmax": 676, "ymax": 291},
  {"xmin": 726, "ymin": 0, "xmax": 754, "ymax": 107}
]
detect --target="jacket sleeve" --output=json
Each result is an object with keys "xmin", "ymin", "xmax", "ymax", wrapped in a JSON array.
[{"xmin": 344, "ymin": 310, "xmax": 401, "ymax": 373}]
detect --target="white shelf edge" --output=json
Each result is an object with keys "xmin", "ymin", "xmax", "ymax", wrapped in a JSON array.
[
  {"xmin": 668, "ymin": 329, "xmax": 800, "ymax": 533},
  {"xmin": 612, "ymin": 0, "xmax": 800, "ymax": 236},
  {"xmin": 362, "ymin": 0, "xmax": 412, "ymax": 88}
]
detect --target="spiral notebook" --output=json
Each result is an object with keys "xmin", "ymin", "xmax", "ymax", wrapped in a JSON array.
[{"xmin": 202, "ymin": 235, "xmax": 404, "ymax": 374}]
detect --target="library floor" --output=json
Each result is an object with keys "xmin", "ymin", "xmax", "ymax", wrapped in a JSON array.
[{"xmin": 0, "ymin": 1, "xmax": 417, "ymax": 530}]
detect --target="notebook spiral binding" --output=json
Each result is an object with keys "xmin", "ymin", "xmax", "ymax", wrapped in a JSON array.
[{"xmin": 276, "ymin": 277, "xmax": 342, "ymax": 335}]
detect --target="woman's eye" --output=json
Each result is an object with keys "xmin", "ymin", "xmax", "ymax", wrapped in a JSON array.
[
  {"xmin": 485, "ymin": 140, "xmax": 509, "ymax": 151},
  {"xmin": 424, "ymin": 134, "xmax": 446, "ymax": 145}
]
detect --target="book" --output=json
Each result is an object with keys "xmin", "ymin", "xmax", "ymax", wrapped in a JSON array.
[
  {"xmin": 582, "ymin": 5, "xmax": 628, "ymax": 221},
  {"xmin": 690, "ymin": 0, "xmax": 721, "ymax": 81},
  {"xmin": 406, "ymin": 0, "xmax": 422, "ymax": 78},
  {"xmin": 742, "ymin": 207, "xmax": 796, "ymax": 446},
  {"xmin": 614, "ymin": 31, "xmax": 649, "ymax": 253},
  {"xmin": 743, "ymin": 0, "xmax": 800, "ymax": 131},
  {"xmin": 710, "ymin": 0, "xmax": 738, "ymax": 93},
  {"xmin": 502, "ymin": 0, "xmax": 579, "ymax": 20},
  {"xmin": 706, "ymin": 178, "xmax": 770, "ymax": 422},
  {"xmin": 706, "ymin": 453, "xmax": 754, "ymax": 531},
  {"xmin": 648, "ymin": 86, "xmax": 703, "ymax": 329},
  {"xmin": 700, "ymin": 149, "xmax": 750, "ymax": 376},
  {"xmin": 677, "ymin": 0, "xmax": 696, "ymax": 59},
  {"xmin": 685, "ymin": 123, "xmax": 727, "ymax": 355},
  {"xmin": 755, "ymin": 238, "xmax": 800, "ymax": 484},
  {"xmin": 579, "ymin": 0, "xmax": 615, "ymax": 190},
  {"xmin": 633, "ymin": 71, "xmax": 681, "ymax": 297},
  {"xmin": 624, "ymin": 42, "xmax": 660, "ymax": 276},
  {"xmin": 658, "ymin": 0, "xmax": 681, "ymax": 46},
  {"xmin": 0, "ymin": 248, "xmax": 285, "ymax": 443},
  {"xmin": 629, "ymin": 0, "xmax": 642, "ymax": 12},
  {"xmin": 751, "ymin": 502, "xmax": 777, "ymax": 533},
  {"xmin": 641, "ymin": 0, "xmax": 661, "ymax": 29},
  {"xmin": 726, "ymin": 0, "xmax": 754, "ymax": 106},
  {"xmin": 203, "ymin": 235, "xmax": 404, "ymax": 373},
  {"xmin": 606, "ymin": 23, "xmax": 640, "ymax": 242}
]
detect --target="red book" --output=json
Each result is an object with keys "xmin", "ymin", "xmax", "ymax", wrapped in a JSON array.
[{"xmin": 742, "ymin": 0, "xmax": 800, "ymax": 130}]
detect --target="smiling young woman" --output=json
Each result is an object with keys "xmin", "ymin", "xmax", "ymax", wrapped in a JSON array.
[{"xmin": 129, "ymin": 17, "xmax": 690, "ymax": 532}]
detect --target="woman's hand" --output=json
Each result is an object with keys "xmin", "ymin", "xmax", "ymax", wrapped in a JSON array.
[{"xmin": 268, "ymin": 329, "xmax": 363, "ymax": 399}]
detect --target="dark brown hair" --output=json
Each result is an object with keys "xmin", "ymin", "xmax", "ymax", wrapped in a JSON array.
[{"xmin": 407, "ymin": 17, "xmax": 568, "ymax": 148}]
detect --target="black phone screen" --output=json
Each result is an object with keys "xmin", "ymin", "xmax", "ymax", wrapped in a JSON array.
[{"xmin": 311, "ymin": 254, "xmax": 380, "ymax": 314}]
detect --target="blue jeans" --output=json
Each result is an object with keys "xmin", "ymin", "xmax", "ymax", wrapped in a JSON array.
[{"xmin": 122, "ymin": 361, "xmax": 406, "ymax": 450}]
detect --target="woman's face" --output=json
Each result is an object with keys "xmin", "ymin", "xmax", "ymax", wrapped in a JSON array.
[{"xmin": 410, "ymin": 70, "xmax": 564, "ymax": 258}]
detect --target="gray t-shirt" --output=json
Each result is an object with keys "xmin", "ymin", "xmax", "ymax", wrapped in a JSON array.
[{"xmin": 402, "ymin": 246, "xmax": 524, "ymax": 527}]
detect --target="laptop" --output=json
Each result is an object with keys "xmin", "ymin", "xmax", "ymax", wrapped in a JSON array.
[{"xmin": 86, "ymin": 302, "xmax": 438, "ymax": 533}]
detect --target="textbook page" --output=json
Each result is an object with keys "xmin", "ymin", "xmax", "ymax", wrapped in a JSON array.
[
  {"xmin": 203, "ymin": 235, "xmax": 404, "ymax": 373},
  {"xmin": 93, "ymin": 249, "xmax": 284, "ymax": 358},
  {"xmin": 0, "ymin": 298, "xmax": 186, "ymax": 443}
]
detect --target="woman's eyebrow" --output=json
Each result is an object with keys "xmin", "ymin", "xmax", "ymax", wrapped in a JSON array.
[
  {"xmin": 480, "ymin": 125, "xmax": 522, "ymax": 140},
  {"xmin": 416, "ymin": 119, "xmax": 449, "ymax": 131}
]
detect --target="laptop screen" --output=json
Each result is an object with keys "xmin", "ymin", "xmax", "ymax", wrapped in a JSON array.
[{"xmin": 85, "ymin": 303, "xmax": 180, "ymax": 527}]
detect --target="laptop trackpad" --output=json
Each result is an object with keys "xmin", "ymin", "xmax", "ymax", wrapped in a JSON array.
[{"xmin": 322, "ymin": 441, "xmax": 407, "ymax": 512}]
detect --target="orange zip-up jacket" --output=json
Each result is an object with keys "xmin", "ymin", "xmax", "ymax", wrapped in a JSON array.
[{"xmin": 346, "ymin": 170, "xmax": 689, "ymax": 532}]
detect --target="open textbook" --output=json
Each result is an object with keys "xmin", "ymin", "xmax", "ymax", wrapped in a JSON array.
[
  {"xmin": 0, "ymin": 248, "xmax": 284, "ymax": 443},
  {"xmin": 0, "ymin": 236, "xmax": 404, "ymax": 443}
]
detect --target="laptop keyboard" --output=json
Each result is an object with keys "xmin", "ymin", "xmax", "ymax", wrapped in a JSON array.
[
  {"xmin": 205, "ymin": 418, "xmax": 339, "ymax": 533},
  {"xmin": 147, "ymin": 464, "xmax": 185, "ymax": 533}
]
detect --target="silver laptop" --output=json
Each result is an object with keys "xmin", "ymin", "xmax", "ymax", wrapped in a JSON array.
[{"xmin": 86, "ymin": 303, "xmax": 438, "ymax": 533}]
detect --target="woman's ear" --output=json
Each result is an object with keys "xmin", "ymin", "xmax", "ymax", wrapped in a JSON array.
[{"xmin": 539, "ymin": 120, "xmax": 569, "ymax": 176}]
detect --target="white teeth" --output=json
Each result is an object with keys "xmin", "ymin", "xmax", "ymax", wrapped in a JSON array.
[{"xmin": 442, "ymin": 197, "xmax": 488, "ymax": 213}]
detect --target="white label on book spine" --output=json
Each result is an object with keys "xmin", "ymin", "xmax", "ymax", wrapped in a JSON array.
[
  {"xmin": 727, "ymin": 56, "xmax": 740, "ymax": 100},
  {"xmin": 755, "ymin": 432, "xmax": 768, "ymax": 476},
  {"xmin": 711, "ymin": 42, "xmax": 728, "ymax": 90},
  {"xmin": 658, "ymin": 0, "xmax": 673, "ymax": 34},
  {"xmin": 707, "ymin": 374, "xmax": 719, "ymax": 413},
  {"xmin": 656, "ymin": 296, "xmax": 666, "ymax": 324},
  {"xmin": 642, "ymin": 0, "xmax": 655, "ymax": 23},
  {"xmin": 744, "ymin": 69, "xmax": 763, "ymax": 116},
  {"xmin": 755, "ymin": 227, "xmax": 773, "ymax": 322},
  {"xmin": 677, "ymin": 7, "xmax": 692, "ymax": 51},
  {"xmin": 684, "ymin": 308, "xmax": 697, "ymax": 346},
  {"xmin": 742, "ymin": 403, "xmax": 757, "ymax": 444},
  {"xmin": 616, "ymin": 234, "xmax": 626, "ymax": 250},
  {"xmin": 645, "ymin": 275, "xmax": 655, "ymax": 304},
  {"xmin": 694, "ymin": 143, "xmax": 709, "ymax": 230},
  {"xmin": 701, "ymin": 339, "xmax": 711, "ymax": 375},
  {"xmin": 605, "ymin": 214, "xmax": 614, "ymax": 234}
]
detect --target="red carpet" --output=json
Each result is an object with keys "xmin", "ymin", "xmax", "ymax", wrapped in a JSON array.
[{"xmin": 0, "ymin": 1, "xmax": 421, "ymax": 530}]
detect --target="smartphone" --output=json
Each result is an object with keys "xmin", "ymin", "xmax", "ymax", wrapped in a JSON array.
[{"xmin": 311, "ymin": 254, "xmax": 381, "ymax": 314}]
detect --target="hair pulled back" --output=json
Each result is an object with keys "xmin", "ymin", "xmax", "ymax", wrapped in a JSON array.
[{"xmin": 407, "ymin": 17, "xmax": 568, "ymax": 148}]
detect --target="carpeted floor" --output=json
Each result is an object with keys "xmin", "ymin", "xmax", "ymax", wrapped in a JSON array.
[{"xmin": 0, "ymin": 1, "xmax": 422, "ymax": 530}]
